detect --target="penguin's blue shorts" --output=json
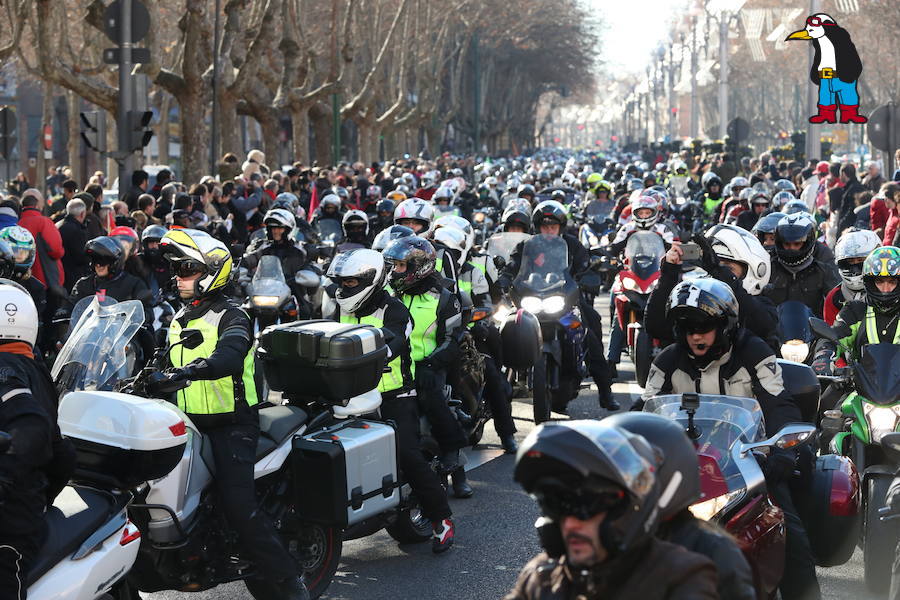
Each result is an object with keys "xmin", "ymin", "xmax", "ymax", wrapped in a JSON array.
[{"xmin": 818, "ymin": 77, "xmax": 859, "ymax": 106}]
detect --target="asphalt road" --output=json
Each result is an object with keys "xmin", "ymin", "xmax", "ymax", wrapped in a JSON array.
[{"xmin": 146, "ymin": 295, "xmax": 883, "ymax": 600}]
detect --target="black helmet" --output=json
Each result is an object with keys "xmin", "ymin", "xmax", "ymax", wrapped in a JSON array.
[
  {"xmin": 376, "ymin": 198, "xmax": 396, "ymax": 216},
  {"xmin": 86, "ymin": 236, "xmax": 125, "ymax": 275},
  {"xmin": 382, "ymin": 236, "xmax": 436, "ymax": 292},
  {"xmin": 751, "ymin": 211, "xmax": 786, "ymax": 251},
  {"xmin": 703, "ymin": 174, "xmax": 722, "ymax": 193},
  {"xmin": 667, "ymin": 278, "xmax": 739, "ymax": 366},
  {"xmin": 532, "ymin": 200, "xmax": 567, "ymax": 230},
  {"xmin": 514, "ymin": 420, "xmax": 661, "ymax": 559},
  {"xmin": 550, "ymin": 190, "xmax": 567, "ymax": 204},
  {"xmin": 602, "ymin": 412, "xmax": 700, "ymax": 521},
  {"xmin": 774, "ymin": 213, "xmax": 815, "ymax": 271},
  {"xmin": 518, "ymin": 184, "xmax": 536, "ymax": 200},
  {"xmin": 372, "ymin": 224, "xmax": 415, "ymax": 252},
  {"xmin": 502, "ymin": 209, "xmax": 531, "ymax": 233},
  {"xmin": 141, "ymin": 224, "xmax": 168, "ymax": 245}
]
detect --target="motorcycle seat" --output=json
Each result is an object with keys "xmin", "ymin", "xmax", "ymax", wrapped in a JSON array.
[
  {"xmin": 259, "ymin": 404, "xmax": 308, "ymax": 447},
  {"xmin": 28, "ymin": 486, "xmax": 116, "ymax": 585}
]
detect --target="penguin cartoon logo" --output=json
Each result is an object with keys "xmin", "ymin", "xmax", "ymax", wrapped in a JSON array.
[{"xmin": 785, "ymin": 13, "xmax": 866, "ymax": 125}]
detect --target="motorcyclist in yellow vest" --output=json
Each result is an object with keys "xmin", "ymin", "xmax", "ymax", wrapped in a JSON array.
[
  {"xmin": 159, "ymin": 228, "xmax": 309, "ymax": 599},
  {"xmin": 327, "ymin": 248, "xmax": 455, "ymax": 553},
  {"xmin": 382, "ymin": 236, "xmax": 470, "ymax": 489}
]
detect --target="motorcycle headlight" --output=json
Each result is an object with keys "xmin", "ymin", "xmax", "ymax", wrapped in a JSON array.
[
  {"xmin": 780, "ymin": 340, "xmax": 809, "ymax": 363},
  {"xmin": 252, "ymin": 295, "xmax": 281, "ymax": 307},
  {"xmin": 688, "ymin": 489, "xmax": 743, "ymax": 521},
  {"xmin": 542, "ymin": 296, "xmax": 566, "ymax": 314},
  {"xmin": 621, "ymin": 277, "xmax": 639, "ymax": 291},
  {"xmin": 863, "ymin": 403, "xmax": 900, "ymax": 444},
  {"xmin": 521, "ymin": 296, "xmax": 543, "ymax": 313}
]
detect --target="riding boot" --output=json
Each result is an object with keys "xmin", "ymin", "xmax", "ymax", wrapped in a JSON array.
[{"xmin": 451, "ymin": 467, "xmax": 474, "ymax": 498}]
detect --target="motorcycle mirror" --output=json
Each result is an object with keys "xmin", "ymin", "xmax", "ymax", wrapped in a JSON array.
[
  {"xmin": 808, "ymin": 317, "xmax": 839, "ymax": 343},
  {"xmin": 881, "ymin": 433, "xmax": 900, "ymax": 463},
  {"xmin": 0, "ymin": 431, "xmax": 10, "ymax": 454},
  {"xmin": 295, "ymin": 270, "xmax": 320, "ymax": 288},
  {"xmin": 180, "ymin": 328, "xmax": 204, "ymax": 350},
  {"xmin": 738, "ymin": 423, "xmax": 816, "ymax": 456}
]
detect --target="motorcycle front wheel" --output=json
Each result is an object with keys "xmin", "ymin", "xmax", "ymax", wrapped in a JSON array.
[
  {"xmin": 532, "ymin": 354, "xmax": 551, "ymax": 424},
  {"xmin": 386, "ymin": 502, "xmax": 434, "ymax": 543},
  {"xmin": 863, "ymin": 474, "xmax": 898, "ymax": 593},
  {"xmin": 634, "ymin": 330, "xmax": 653, "ymax": 388}
]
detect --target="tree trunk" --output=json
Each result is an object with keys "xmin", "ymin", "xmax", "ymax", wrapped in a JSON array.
[
  {"xmin": 309, "ymin": 102, "xmax": 331, "ymax": 166},
  {"xmin": 253, "ymin": 112, "xmax": 280, "ymax": 170},
  {"xmin": 290, "ymin": 103, "xmax": 310, "ymax": 166},
  {"xmin": 158, "ymin": 94, "xmax": 171, "ymax": 166},
  {"xmin": 66, "ymin": 90, "xmax": 81, "ymax": 185},
  {"xmin": 178, "ymin": 90, "xmax": 208, "ymax": 183},
  {"xmin": 36, "ymin": 80, "xmax": 53, "ymax": 199},
  {"xmin": 105, "ymin": 112, "xmax": 118, "ymax": 188},
  {"xmin": 357, "ymin": 120, "xmax": 374, "ymax": 165},
  {"xmin": 218, "ymin": 91, "xmax": 240, "ymax": 159}
]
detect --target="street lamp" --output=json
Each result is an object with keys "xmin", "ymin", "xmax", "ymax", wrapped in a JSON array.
[{"xmin": 707, "ymin": 0, "xmax": 746, "ymax": 140}]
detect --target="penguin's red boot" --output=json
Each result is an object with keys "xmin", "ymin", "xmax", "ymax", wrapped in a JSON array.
[
  {"xmin": 839, "ymin": 104, "xmax": 867, "ymax": 124},
  {"xmin": 809, "ymin": 104, "xmax": 837, "ymax": 124}
]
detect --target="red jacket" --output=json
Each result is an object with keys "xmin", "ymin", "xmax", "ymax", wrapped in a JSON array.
[
  {"xmin": 871, "ymin": 196, "xmax": 889, "ymax": 232},
  {"xmin": 884, "ymin": 207, "xmax": 900, "ymax": 246},
  {"xmin": 19, "ymin": 207, "xmax": 64, "ymax": 288}
]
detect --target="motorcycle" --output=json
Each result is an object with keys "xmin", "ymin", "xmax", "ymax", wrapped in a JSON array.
[
  {"xmin": 612, "ymin": 231, "xmax": 665, "ymax": 387},
  {"xmin": 508, "ymin": 234, "xmax": 586, "ymax": 423},
  {"xmin": 644, "ymin": 393, "xmax": 857, "ymax": 597},
  {"xmin": 244, "ymin": 255, "xmax": 300, "ymax": 332},
  {"xmin": 777, "ymin": 301, "xmax": 815, "ymax": 365},
  {"xmin": 471, "ymin": 205, "xmax": 497, "ymax": 249},
  {"xmin": 811, "ymin": 317, "xmax": 900, "ymax": 593},
  {"xmin": 50, "ymin": 299, "xmax": 431, "ymax": 599}
]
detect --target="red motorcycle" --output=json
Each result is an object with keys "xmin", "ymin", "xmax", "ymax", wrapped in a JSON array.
[
  {"xmin": 612, "ymin": 231, "xmax": 664, "ymax": 387},
  {"xmin": 644, "ymin": 393, "xmax": 859, "ymax": 598}
]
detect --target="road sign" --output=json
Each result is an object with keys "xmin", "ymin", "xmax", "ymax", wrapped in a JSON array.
[
  {"xmin": 80, "ymin": 111, "xmax": 107, "ymax": 153},
  {"xmin": 103, "ymin": 47, "xmax": 150, "ymax": 65},
  {"xmin": 42, "ymin": 124, "xmax": 52, "ymax": 151},
  {"xmin": 103, "ymin": 0, "xmax": 150, "ymax": 44},
  {"xmin": 0, "ymin": 107, "xmax": 16, "ymax": 160},
  {"xmin": 867, "ymin": 103, "xmax": 900, "ymax": 153},
  {"xmin": 727, "ymin": 117, "xmax": 750, "ymax": 144}
]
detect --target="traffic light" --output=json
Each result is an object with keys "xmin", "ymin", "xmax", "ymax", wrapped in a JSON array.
[
  {"xmin": 0, "ymin": 107, "xmax": 17, "ymax": 160},
  {"xmin": 126, "ymin": 110, "xmax": 153, "ymax": 151},
  {"xmin": 80, "ymin": 110, "xmax": 107, "ymax": 153}
]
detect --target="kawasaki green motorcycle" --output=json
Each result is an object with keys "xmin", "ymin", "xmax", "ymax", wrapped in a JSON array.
[{"xmin": 811, "ymin": 318, "xmax": 899, "ymax": 593}]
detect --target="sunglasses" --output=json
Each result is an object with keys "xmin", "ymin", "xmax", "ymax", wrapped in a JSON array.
[
  {"xmin": 536, "ymin": 488, "xmax": 625, "ymax": 521},
  {"xmin": 172, "ymin": 261, "xmax": 207, "ymax": 278},
  {"xmin": 678, "ymin": 317, "xmax": 718, "ymax": 335},
  {"xmin": 805, "ymin": 16, "xmax": 834, "ymax": 27},
  {"xmin": 90, "ymin": 256, "xmax": 116, "ymax": 266}
]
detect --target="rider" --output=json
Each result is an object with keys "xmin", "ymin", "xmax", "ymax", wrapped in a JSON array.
[
  {"xmin": 735, "ymin": 189, "xmax": 772, "ymax": 231},
  {"xmin": 140, "ymin": 224, "xmax": 175, "ymax": 295},
  {"xmin": 393, "ymin": 197, "xmax": 434, "ymax": 236},
  {"xmin": 764, "ymin": 213, "xmax": 840, "ymax": 319},
  {"xmin": 381, "ymin": 236, "xmax": 470, "ymax": 486},
  {"xmin": 642, "ymin": 278, "xmax": 821, "ymax": 600},
  {"xmin": 607, "ymin": 194, "xmax": 677, "ymax": 257},
  {"xmin": 326, "ymin": 248, "xmax": 455, "ymax": 553},
  {"xmin": 337, "ymin": 209, "xmax": 371, "ymax": 252},
  {"xmin": 159, "ymin": 228, "xmax": 309, "ymax": 599},
  {"xmin": 0, "ymin": 226, "xmax": 46, "ymax": 318},
  {"xmin": 823, "ymin": 229, "xmax": 882, "ymax": 325},
  {"xmin": 751, "ymin": 211, "xmax": 787, "ymax": 254},
  {"xmin": 605, "ymin": 412, "xmax": 757, "ymax": 600},
  {"xmin": 499, "ymin": 201, "xmax": 617, "ymax": 411},
  {"xmin": 696, "ymin": 173, "xmax": 724, "ymax": 220},
  {"xmin": 506, "ymin": 420, "xmax": 718, "ymax": 600},
  {"xmin": 371, "ymin": 199, "xmax": 396, "ymax": 235},
  {"xmin": 0, "ymin": 282, "xmax": 73, "ymax": 600},
  {"xmin": 69, "ymin": 236, "xmax": 153, "ymax": 318}
]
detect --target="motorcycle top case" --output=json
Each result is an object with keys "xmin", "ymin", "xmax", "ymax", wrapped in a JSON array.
[
  {"xmin": 58, "ymin": 391, "xmax": 188, "ymax": 489},
  {"xmin": 258, "ymin": 319, "xmax": 388, "ymax": 402},
  {"xmin": 499, "ymin": 308, "xmax": 542, "ymax": 369},
  {"xmin": 797, "ymin": 453, "xmax": 860, "ymax": 567},
  {"xmin": 291, "ymin": 419, "xmax": 400, "ymax": 527}
]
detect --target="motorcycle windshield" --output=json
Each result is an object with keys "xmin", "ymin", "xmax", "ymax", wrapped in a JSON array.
[
  {"xmin": 644, "ymin": 394, "xmax": 765, "ymax": 493},
  {"xmin": 250, "ymin": 255, "xmax": 291, "ymax": 300},
  {"xmin": 777, "ymin": 301, "xmax": 813, "ymax": 343},
  {"xmin": 625, "ymin": 232, "xmax": 664, "ymax": 281},
  {"xmin": 51, "ymin": 296, "xmax": 145, "ymax": 393},
  {"xmin": 514, "ymin": 234, "xmax": 572, "ymax": 295},
  {"xmin": 317, "ymin": 219, "xmax": 342, "ymax": 243},
  {"xmin": 855, "ymin": 344, "xmax": 900, "ymax": 405},
  {"xmin": 485, "ymin": 232, "xmax": 531, "ymax": 264}
]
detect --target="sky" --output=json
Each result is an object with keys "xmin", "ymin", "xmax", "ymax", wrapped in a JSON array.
[{"xmin": 587, "ymin": 0, "xmax": 692, "ymax": 75}]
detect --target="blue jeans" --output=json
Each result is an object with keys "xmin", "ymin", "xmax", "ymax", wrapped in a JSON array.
[{"xmin": 818, "ymin": 77, "xmax": 859, "ymax": 106}]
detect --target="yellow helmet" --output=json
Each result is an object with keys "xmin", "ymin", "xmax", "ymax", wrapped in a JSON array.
[{"xmin": 160, "ymin": 228, "xmax": 233, "ymax": 298}]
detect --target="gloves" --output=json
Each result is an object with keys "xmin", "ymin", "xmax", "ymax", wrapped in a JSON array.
[
  {"xmin": 765, "ymin": 449, "xmax": 796, "ymax": 485},
  {"xmin": 416, "ymin": 361, "xmax": 438, "ymax": 390},
  {"xmin": 693, "ymin": 232, "xmax": 720, "ymax": 274},
  {"xmin": 166, "ymin": 364, "xmax": 197, "ymax": 382},
  {"xmin": 811, "ymin": 352, "xmax": 833, "ymax": 376}
]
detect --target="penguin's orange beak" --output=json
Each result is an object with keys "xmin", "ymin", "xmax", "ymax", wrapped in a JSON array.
[{"xmin": 786, "ymin": 29, "xmax": 812, "ymax": 41}]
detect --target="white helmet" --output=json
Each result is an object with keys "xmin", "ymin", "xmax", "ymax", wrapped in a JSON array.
[
  {"xmin": 433, "ymin": 186, "xmax": 454, "ymax": 205},
  {"xmin": 432, "ymin": 215, "xmax": 474, "ymax": 261},
  {"xmin": 432, "ymin": 227, "xmax": 468, "ymax": 268},
  {"xmin": 326, "ymin": 248, "xmax": 388, "ymax": 314},
  {"xmin": 341, "ymin": 209, "xmax": 370, "ymax": 238},
  {"xmin": 263, "ymin": 208, "xmax": 296, "ymax": 235},
  {"xmin": 319, "ymin": 194, "xmax": 342, "ymax": 212},
  {"xmin": 705, "ymin": 224, "xmax": 771, "ymax": 295},
  {"xmin": 630, "ymin": 195, "xmax": 659, "ymax": 229},
  {"xmin": 835, "ymin": 229, "xmax": 882, "ymax": 291},
  {"xmin": 393, "ymin": 198, "xmax": 434, "ymax": 232},
  {"xmin": 0, "ymin": 280, "xmax": 38, "ymax": 346}
]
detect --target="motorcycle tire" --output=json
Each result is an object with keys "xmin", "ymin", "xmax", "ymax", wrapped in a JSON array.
[
  {"xmin": 532, "ymin": 354, "xmax": 551, "ymax": 424},
  {"xmin": 634, "ymin": 330, "xmax": 652, "ymax": 388},
  {"xmin": 863, "ymin": 474, "xmax": 898, "ymax": 593},
  {"xmin": 386, "ymin": 504, "xmax": 434, "ymax": 544},
  {"xmin": 270, "ymin": 521, "xmax": 342, "ymax": 599}
]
